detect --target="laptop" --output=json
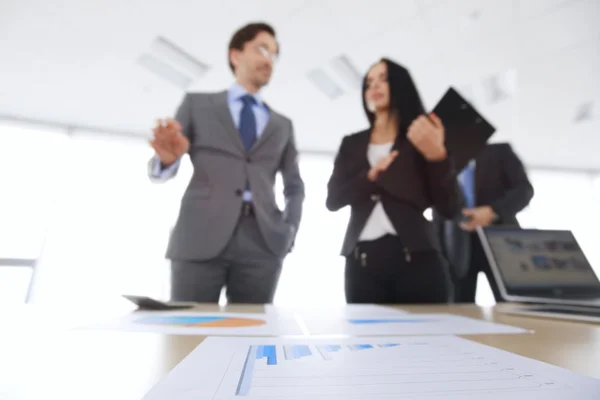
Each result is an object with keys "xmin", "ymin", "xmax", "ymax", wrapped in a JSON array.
[{"xmin": 477, "ymin": 227, "xmax": 600, "ymax": 323}]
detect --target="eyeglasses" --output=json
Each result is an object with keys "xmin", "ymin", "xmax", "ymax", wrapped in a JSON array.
[{"xmin": 256, "ymin": 45, "xmax": 278, "ymax": 64}]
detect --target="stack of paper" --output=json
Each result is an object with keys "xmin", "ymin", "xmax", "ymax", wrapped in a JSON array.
[{"xmin": 142, "ymin": 336, "xmax": 600, "ymax": 399}]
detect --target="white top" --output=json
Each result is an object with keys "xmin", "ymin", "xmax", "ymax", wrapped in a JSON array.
[{"xmin": 358, "ymin": 142, "xmax": 398, "ymax": 241}]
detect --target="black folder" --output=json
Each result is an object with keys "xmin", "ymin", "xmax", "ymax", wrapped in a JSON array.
[{"xmin": 432, "ymin": 87, "xmax": 496, "ymax": 172}]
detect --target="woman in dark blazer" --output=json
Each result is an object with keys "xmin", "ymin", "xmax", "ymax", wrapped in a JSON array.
[{"xmin": 326, "ymin": 58, "xmax": 462, "ymax": 304}]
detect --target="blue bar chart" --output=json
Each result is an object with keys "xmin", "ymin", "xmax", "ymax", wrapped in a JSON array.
[
  {"xmin": 283, "ymin": 345, "xmax": 312, "ymax": 361},
  {"xmin": 315, "ymin": 343, "xmax": 398, "ymax": 360},
  {"xmin": 236, "ymin": 345, "xmax": 278, "ymax": 395},
  {"xmin": 300, "ymin": 313, "xmax": 528, "ymax": 336},
  {"xmin": 236, "ymin": 343, "xmax": 401, "ymax": 394},
  {"xmin": 347, "ymin": 318, "xmax": 438, "ymax": 324},
  {"xmin": 226, "ymin": 339, "xmax": 569, "ymax": 398},
  {"xmin": 316, "ymin": 345, "xmax": 342, "ymax": 360},
  {"xmin": 255, "ymin": 345, "xmax": 277, "ymax": 365},
  {"xmin": 142, "ymin": 336, "xmax": 596, "ymax": 400}
]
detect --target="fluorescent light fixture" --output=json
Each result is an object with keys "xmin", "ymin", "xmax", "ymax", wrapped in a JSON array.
[
  {"xmin": 331, "ymin": 54, "xmax": 362, "ymax": 89},
  {"xmin": 469, "ymin": 9, "xmax": 482, "ymax": 21},
  {"xmin": 307, "ymin": 68, "xmax": 344, "ymax": 99},
  {"xmin": 482, "ymin": 69, "xmax": 516, "ymax": 104},
  {"xmin": 483, "ymin": 76, "xmax": 508, "ymax": 104},
  {"xmin": 574, "ymin": 101, "xmax": 593, "ymax": 123},
  {"xmin": 150, "ymin": 36, "xmax": 209, "ymax": 78},
  {"xmin": 137, "ymin": 36, "xmax": 210, "ymax": 90},
  {"xmin": 137, "ymin": 53, "xmax": 192, "ymax": 90},
  {"xmin": 460, "ymin": 9, "xmax": 482, "ymax": 31}
]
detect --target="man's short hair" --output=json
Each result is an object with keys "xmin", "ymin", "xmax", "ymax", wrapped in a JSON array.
[{"xmin": 228, "ymin": 22, "xmax": 276, "ymax": 72}]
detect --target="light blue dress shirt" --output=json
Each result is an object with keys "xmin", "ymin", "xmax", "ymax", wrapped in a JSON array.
[
  {"xmin": 458, "ymin": 160, "xmax": 476, "ymax": 208},
  {"xmin": 152, "ymin": 83, "xmax": 270, "ymax": 202}
]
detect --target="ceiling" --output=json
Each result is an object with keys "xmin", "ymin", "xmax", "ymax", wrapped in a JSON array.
[{"xmin": 1, "ymin": 0, "xmax": 599, "ymax": 170}]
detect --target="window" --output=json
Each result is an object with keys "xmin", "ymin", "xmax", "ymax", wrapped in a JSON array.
[
  {"xmin": 0, "ymin": 267, "xmax": 33, "ymax": 304},
  {"xmin": 30, "ymin": 131, "xmax": 192, "ymax": 304},
  {"xmin": 0, "ymin": 122, "xmax": 68, "ymax": 302},
  {"xmin": 10, "ymin": 122, "xmax": 600, "ymax": 307},
  {"xmin": 273, "ymin": 154, "xmax": 348, "ymax": 306},
  {"xmin": 0, "ymin": 122, "xmax": 68, "ymax": 259},
  {"xmin": 31, "ymin": 142, "xmax": 345, "ymax": 306}
]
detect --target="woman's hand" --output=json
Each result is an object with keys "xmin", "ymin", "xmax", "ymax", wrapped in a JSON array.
[
  {"xmin": 407, "ymin": 113, "xmax": 447, "ymax": 161},
  {"xmin": 368, "ymin": 151, "xmax": 399, "ymax": 181}
]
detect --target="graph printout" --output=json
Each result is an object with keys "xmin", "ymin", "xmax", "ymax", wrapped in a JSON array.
[
  {"xmin": 300, "ymin": 313, "xmax": 529, "ymax": 336},
  {"xmin": 83, "ymin": 311, "xmax": 303, "ymax": 336},
  {"xmin": 142, "ymin": 336, "xmax": 600, "ymax": 400}
]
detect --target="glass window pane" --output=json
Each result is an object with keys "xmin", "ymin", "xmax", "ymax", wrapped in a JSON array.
[
  {"xmin": 274, "ymin": 154, "xmax": 348, "ymax": 306},
  {"xmin": 593, "ymin": 174, "xmax": 600, "ymax": 203},
  {"xmin": 0, "ymin": 267, "xmax": 32, "ymax": 303},
  {"xmin": 0, "ymin": 122, "xmax": 68, "ymax": 259},
  {"xmin": 28, "ymin": 133, "xmax": 600, "ymax": 306},
  {"xmin": 31, "ymin": 131, "xmax": 192, "ymax": 304}
]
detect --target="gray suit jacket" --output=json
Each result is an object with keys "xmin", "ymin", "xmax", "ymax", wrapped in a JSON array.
[{"xmin": 148, "ymin": 91, "xmax": 305, "ymax": 261}]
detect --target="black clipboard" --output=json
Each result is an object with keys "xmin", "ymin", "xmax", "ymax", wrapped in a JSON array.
[{"xmin": 432, "ymin": 87, "xmax": 496, "ymax": 172}]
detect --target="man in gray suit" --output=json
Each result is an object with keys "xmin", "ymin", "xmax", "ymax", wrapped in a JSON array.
[{"xmin": 148, "ymin": 22, "xmax": 305, "ymax": 304}]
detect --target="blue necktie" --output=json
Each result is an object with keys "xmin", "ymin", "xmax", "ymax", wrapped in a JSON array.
[
  {"xmin": 239, "ymin": 94, "xmax": 257, "ymax": 152},
  {"xmin": 458, "ymin": 162, "xmax": 476, "ymax": 208}
]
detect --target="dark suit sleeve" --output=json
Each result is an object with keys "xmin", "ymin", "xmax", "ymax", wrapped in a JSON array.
[
  {"xmin": 279, "ymin": 121, "xmax": 305, "ymax": 231},
  {"xmin": 423, "ymin": 156, "xmax": 463, "ymax": 219},
  {"xmin": 489, "ymin": 144, "xmax": 534, "ymax": 221},
  {"xmin": 326, "ymin": 137, "xmax": 376, "ymax": 211}
]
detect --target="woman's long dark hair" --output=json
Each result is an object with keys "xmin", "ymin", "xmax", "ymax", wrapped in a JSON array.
[{"xmin": 362, "ymin": 58, "xmax": 426, "ymax": 139}]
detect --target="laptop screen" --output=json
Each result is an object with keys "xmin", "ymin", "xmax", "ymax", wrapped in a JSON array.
[{"xmin": 480, "ymin": 228, "xmax": 600, "ymax": 298}]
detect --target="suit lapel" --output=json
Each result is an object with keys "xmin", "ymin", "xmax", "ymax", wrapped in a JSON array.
[
  {"xmin": 251, "ymin": 106, "xmax": 279, "ymax": 154},
  {"xmin": 358, "ymin": 129, "xmax": 371, "ymax": 169},
  {"xmin": 211, "ymin": 91, "xmax": 245, "ymax": 154}
]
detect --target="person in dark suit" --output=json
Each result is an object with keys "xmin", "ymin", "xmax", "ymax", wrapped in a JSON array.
[
  {"xmin": 434, "ymin": 143, "xmax": 534, "ymax": 303},
  {"xmin": 326, "ymin": 58, "xmax": 462, "ymax": 304}
]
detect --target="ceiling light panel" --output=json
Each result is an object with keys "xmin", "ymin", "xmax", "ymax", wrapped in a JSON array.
[
  {"xmin": 137, "ymin": 53, "xmax": 192, "ymax": 90},
  {"xmin": 574, "ymin": 101, "xmax": 593, "ymax": 123},
  {"xmin": 331, "ymin": 54, "xmax": 363, "ymax": 90},
  {"xmin": 306, "ymin": 68, "xmax": 344, "ymax": 100},
  {"xmin": 150, "ymin": 36, "xmax": 209, "ymax": 78}
]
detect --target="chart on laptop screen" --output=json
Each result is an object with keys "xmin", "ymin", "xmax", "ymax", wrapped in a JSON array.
[
  {"xmin": 141, "ymin": 336, "xmax": 600, "ymax": 400},
  {"xmin": 485, "ymin": 230, "xmax": 599, "ymax": 289}
]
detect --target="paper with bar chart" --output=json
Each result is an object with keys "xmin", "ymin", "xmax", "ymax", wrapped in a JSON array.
[
  {"xmin": 300, "ymin": 313, "xmax": 529, "ymax": 336},
  {"xmin": 83, "ymin": 311, "xmax": 303, "ymax": 336},
  {"xmin": 141, "ymin": 336, "xmax": 600, "ymax": 399}
]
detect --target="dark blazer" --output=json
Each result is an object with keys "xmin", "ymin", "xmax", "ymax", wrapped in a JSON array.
[
  {"xmin": 434, "ymin": 142, "xmax": 534, "ymax": 278},
  {"xmin": 326, "ymin": 129, "xmax": 463, "ymax": 256}
]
